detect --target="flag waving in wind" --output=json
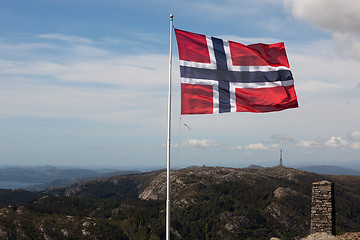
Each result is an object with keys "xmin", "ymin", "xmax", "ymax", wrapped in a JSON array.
[{"xmin": 174, "ymin": 29, "xmax": 298, "ymax": 115}]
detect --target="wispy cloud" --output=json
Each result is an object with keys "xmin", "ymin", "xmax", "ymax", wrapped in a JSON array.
[
  {"xmin": 0, "ymin": 33, "xmax": 171, "ymax": 126},
  {"xmin": 164, "ymin": 139, "xmax": 220, "ymax": 149},
  {"xmin": 0, "ymin": 37, "xmax": 168, "ymax": 87},
  {"xmin": 296, "ymin": 140, "xmax": 322, "ymax": 148},
  {"xmin": 182, "ymin": 139, "xmax": 219, "ymax": 148},
  {"xmin": 230, "ymin": 133, "xmax": 360, "ymax": 152},
  {"xmin": 296, "ymin": 135, "xmax": 360, "ymax": 150},
  {"xmin": 39, "ymin": 34, "xmax": 94, "ymax": 44},
  {"xmin": 0, "ymin": 41, "xmax": 61, "ymax": 59},
  {"xmin": 231, "ymin": 143, "xmax": 279, "ymax": 151}
]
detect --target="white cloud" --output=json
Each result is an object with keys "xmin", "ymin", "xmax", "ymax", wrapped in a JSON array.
[
  {"xmin": 333, "ymin": 32, "xmax": 360, "ymax": 59},
  {"xmin": 348, "ymin": 130, "xmax": 360, "ymax": 141},
  {"xmin": 284, "ymin": 0, "xmax": 360, "ymax": 59},
  {"xmin": 284, "ymin": 0, "xmax": 360, "ymax": 33},
  {"xmin": 296, "ymin": 136, "xmax": 360, "ymax": 151},
  {"xmin": 181, "ymin": 139, "xmax": 219, "ymax": 148},
  {"xmin": 325, "ymin": 136, "xmax": 348, "ymax": 148},
  {"xmin": 297, "ymin": 137, "xmax": 349, "ymax": 148},
  {"xmin": 245, "ymin": 143, "xmax": 269, "ymax": 150},
  {"xmin": 230, "ymin": 145, "xmax": 243, "ymax": 150},
  {"xmin": 231, "ymin": 143, "xmax": 279, "ymax": 151},
  {"xmin": 165, "ymin": 139, "xmax": 220, "ymax": 149}
]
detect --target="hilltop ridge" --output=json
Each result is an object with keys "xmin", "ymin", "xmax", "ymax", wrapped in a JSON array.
[{"xmin": 1, "ymin": 166, "xmax": 360, "ymax": 239}]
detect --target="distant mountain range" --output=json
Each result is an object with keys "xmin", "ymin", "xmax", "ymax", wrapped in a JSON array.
[
  {"xmin": 296, "ymin": 165, "xmax": 360, "ymax": 175},
  {"xmin": 0, "ymin": 166, "xmax": 141, "ymax": 191},
  {"xmin": 0, "ymin": 166, "xmax": 100, "ymax": 183}
]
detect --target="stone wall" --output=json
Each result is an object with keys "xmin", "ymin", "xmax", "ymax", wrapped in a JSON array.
[{"xmin": 310, "ymin": 181, "xmax": 335, "ymax": 235}]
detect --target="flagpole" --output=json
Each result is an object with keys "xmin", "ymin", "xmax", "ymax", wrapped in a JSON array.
[{"xmin": 166, "ymin": 13, "xmax": 174, "ymax": 240}]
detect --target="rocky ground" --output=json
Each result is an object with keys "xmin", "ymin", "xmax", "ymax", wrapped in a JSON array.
[
  {"xmin": 337, "ymin": 232, "xmax": 360, "ymax": 239},
  {"xmin": 271, "ymin": 232, "xmax": 360, "ymax": 240}
]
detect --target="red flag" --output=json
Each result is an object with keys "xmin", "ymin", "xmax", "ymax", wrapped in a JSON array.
[{"xmin": 175, "ymin": 29, "xmax": 298, "ymax": 115}]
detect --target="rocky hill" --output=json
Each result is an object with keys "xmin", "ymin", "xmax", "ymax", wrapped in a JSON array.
[{"xmin": 0, "ymin": 166, "xmax": 360, "ymax": 239}]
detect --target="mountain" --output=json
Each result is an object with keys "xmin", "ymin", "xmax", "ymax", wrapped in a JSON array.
[
  {"xmin": 0, "ymin": 166, "xmax": 360, "ymax": 239},
  {"xmin": 22, "ymin": 170, "xmax": 143, "ymax": 191},
  {"xmin": 297, "ymin": 165, "xmax": 360, "ymax": 175},
  {"xmin": 0, "ymin": 166, "xmax": 101, "ymax": 184},
  {"xmin": 247, "ymin": 164, "xmax": 264, "ymax": 169},
  {"xmin": 0, "ymin": 166, "xmax": 142, "ymax": 191}
]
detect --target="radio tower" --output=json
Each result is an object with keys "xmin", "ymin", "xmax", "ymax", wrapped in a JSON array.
[{"xmin": 279, "ymin": 149, "xmax": 283, "ymax": 166}]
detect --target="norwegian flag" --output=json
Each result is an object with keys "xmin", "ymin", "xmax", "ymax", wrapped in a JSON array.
[{"xmin": 174, "ymin": 29, "xmax": 298, "ymax": 115}]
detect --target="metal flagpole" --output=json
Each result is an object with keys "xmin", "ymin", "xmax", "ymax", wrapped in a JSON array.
[{"xmin": 166, "ymin": 13, "xmax": 174, "ymax": 240}]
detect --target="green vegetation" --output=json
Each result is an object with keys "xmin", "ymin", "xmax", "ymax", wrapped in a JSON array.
[{"xmin": 0, "ymin": 166, "xmax": 360, "ymax": 239}]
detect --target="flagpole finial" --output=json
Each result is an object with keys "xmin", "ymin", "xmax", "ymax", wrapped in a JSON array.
[{"xmin": 170, "ymin": 14, "xmax": 173, "ymax": 19}]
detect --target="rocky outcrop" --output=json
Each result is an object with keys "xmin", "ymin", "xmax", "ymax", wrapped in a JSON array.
[
  {"xmin": 138, "ymin": 172, "xmax": 167, "ymax": 200},
  {"xmin": 266, "ymin": 187, "xmax": 310, "ymax": 230},
  {"xmin": 301, "ymin": 232, "xmax": 338, "ymax": 240}
]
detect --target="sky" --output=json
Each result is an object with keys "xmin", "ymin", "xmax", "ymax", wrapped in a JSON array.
[{"xmin": 1, "ymin": 0, "xmax": 360, "ymax": 170}]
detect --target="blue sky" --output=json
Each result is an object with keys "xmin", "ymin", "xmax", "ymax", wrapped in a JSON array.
[{"xmin": 1, "ymin": 0, "xmax": 360, "ymax": 170}]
